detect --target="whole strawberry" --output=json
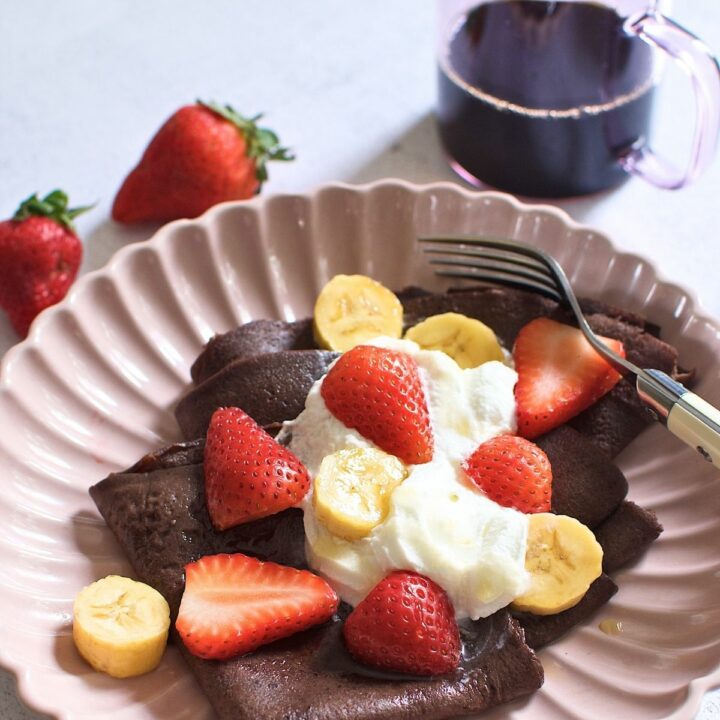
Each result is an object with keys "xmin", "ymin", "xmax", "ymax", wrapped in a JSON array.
[
  {"xmin": 462, "ymin": 434, "xmax": 552, "ymax": 513},
  {"xmin": 204, "ymin": 406, "xmax": 310, "ymax": 530},
  {"xmin": 0, "ymin": 190, "xmax": 89, "ymax": 337},
  {"xmin": 112, "ymin": 101, "xmax": 294, "ymax": 224},
  {"xmin": 343, "ymin": 570, "xmax": 460, "ymax": 676},
  {"xmin": 320, "ymin": 345, "xmax": 434, "ymax": 465}
]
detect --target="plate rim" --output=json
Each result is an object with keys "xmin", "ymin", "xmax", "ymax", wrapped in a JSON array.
[
  {"xmin": 1, "ymin": 177, "xmax": 719, "ymax": 719},
  {"xmin": 2, "ymin": 178, "xmax": 713, "ymax": 381}
]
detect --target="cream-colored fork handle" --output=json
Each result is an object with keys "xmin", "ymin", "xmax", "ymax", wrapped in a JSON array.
[
  {"xmin": 636, "ymin": 370, "xmax": 720, "ymax": 469},
  {"xmin": 667, "ymin": 393, "xmax": 720, "ymax": 468}
]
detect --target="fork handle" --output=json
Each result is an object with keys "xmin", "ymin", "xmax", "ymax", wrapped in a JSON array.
[{"xmin": 637, "ymin": 370, "xmax": 720, "ymax": 467}]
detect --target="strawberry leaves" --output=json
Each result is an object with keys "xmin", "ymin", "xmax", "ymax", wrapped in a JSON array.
[
  {"xmin": 198, "ymin": 100, "xmax": 295, "ymax": 184},
  {"xmin": 13, "ymin": 190, "xmax": 93, "ymax": 231}
]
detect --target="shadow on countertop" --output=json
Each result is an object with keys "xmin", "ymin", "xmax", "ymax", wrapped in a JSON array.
[{"xmin": 344, "ymin": 110, "xmax": 619, "ymax": 226}]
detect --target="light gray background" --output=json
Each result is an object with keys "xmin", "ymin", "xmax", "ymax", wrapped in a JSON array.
[{"xmin": 1, "ymin": 1, "xmax": 719, "ymax": 718}]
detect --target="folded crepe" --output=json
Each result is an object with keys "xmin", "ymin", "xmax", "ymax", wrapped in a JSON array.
[
  {"xmin": 178, "ymin": 287, "xmax": 684, "ymax": 457},
  {"xmin": 91, "ymin": 446, "xmax": 543, "ymax": 720},
  {"xmin": 90, "ymin": 430, "xmax": 661, "ymax": 720},
  {"xmin": 177, "ymin": 350, "xmax": 338, "ymax": 439},
  {"xmin": 92, "ymin": 285, "xmax": 671, "ymax": 719}
]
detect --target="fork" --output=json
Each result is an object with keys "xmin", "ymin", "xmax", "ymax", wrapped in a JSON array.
[{"xmin": 419, "ymin": 235, "xmax": 720, "ymax": 469}]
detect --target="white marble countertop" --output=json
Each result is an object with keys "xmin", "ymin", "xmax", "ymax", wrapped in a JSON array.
[{"xmin": 1, "ymin": 1, "xmax": 719, "ymax": 718}]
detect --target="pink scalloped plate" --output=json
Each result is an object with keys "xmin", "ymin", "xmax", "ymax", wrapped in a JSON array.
[{"xmin": 1, "ymin": 180, "xmax": 719, "ymax": 720}]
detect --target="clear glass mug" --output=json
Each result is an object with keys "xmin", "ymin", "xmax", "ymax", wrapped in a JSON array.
[{"xmin": 436, "ymin": 0, "xmax": 720, "ymax": 197}]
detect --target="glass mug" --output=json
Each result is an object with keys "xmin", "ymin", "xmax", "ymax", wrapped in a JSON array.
[{"xmin": 436, "ymin": 0, "xmax": 720, "ymax": 197}]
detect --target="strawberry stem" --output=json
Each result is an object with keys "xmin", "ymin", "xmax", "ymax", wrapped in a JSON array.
[
  {"xmin": 198, "ymin": 101, "xmax": 295, "ymax": 186},
  {"xmin": 13, "ymin": 190, "xmax": 93, "ymax": 230}
]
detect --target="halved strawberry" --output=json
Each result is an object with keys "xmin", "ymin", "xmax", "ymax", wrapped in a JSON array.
[
  {"xmin": 462, "ymin": 434, "xmax": 552, "ymax": 513},
  {"xmin": 320, "ymin": 345, "xmax": 433, "ymax": 465},
  {"xmin": 204, "ymin": 406, "xmax": 310, "ymax": 530},
  {"xmin": 513, "ymin": 318, "xmax": 625, "ymax": 439},
  {"xmin": 342, "ymin": 570, "xmax": 460, "ymax": 676},
  {"xmin": 176, "ymin": 553, "xmax": 339, "ymax": 660}
]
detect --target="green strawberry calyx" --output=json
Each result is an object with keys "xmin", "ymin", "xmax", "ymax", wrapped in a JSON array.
[
  {"xmin": 199, "ymin": 101, "xmax": 295, "ymax": 186},
  {"xmin": 13, "ymin": 190, "xmax": 93, "ymax": 231}
]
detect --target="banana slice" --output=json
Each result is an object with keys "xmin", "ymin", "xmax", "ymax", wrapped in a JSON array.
[
  {"xmin": 313, "ymin": 274, "xmax": 403, "ymax": 352},
  {"xmin": 73, "ymin": 575, "xmax": 170, "ymax": 678},
  {"xmin": 405, "ymin": 312, "xmax": 504, "ymax": 368},
  {"xmin": 313, "ymin": 448, "xmax": 408, "ymax": 541},
  {"xmin": 511, "ymin": 513, "xmax": 603, "ymax": 615}
]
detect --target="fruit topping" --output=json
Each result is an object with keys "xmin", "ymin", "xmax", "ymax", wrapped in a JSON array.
[
  {"xmin": 175, "ymin": 553, "xmax": 339, "ymax": 660},
  {"xmin": 511, "ymin": 513, "xmax": 603, "ymax": 615},
  {"xmin": 321, "ymin": 345, "xmax": 434, "ymax": 465},
  {"xmin": 313, "ymin": 447, "xmax": 408, "ymax": 541},
  {"xmin": 513, "ymin": 317, "xmax": 625, "ymax": 439},
  {"xmin": 73, "ymin": 575, "xmax": 170, "ymax": 678},
  {"xmin": 462, "ymin": 434, "xmax": 552, "ymax": 514},
  {"xmin": 405, "ymin": 312, "xmax": 504, "ymax": 368},
  {"xmin": 0, "ymin": 190, "xmax": 90, "ymax": 337},
  {"xmin": 314, "ymin": 274, "xmax": 403, "ymax": 352},
  {"xmin": 343, "ymin": 570, "xmax": 460, "ymax": 676},
  {"xmin": 112, "ymin": 101, "xmax": 293, "ymax": 224},
  {"xmin": 204, "ymin": 406, "xmax": 310, "ymax": 530}
]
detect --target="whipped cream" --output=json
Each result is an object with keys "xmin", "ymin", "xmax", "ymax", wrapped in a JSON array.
[{"xmin": 283, "ymin": 337, "xmax": 530, "ymax": 620}]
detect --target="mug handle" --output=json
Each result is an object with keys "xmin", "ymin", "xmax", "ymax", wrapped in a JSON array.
[{"xmin": 619, "ymin": 11, "xmax": 720, "ymax": 189}]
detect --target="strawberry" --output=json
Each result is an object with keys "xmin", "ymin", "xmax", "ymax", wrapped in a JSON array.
[
  {"xmin": 462, "ymin": 434, "xmax": 552, "ymax": 513},
  {"xmin": 112, "ymin": 101, "xmax": 294, "ymax": 224},
  {"xmin": 0, "ymin": 190, "xmax": 90, "ymax": 337},
  {"xmin": 176, "ymin": 553, "xmax": 339, "ymax": 660},
  {"xmin": 320, "ymin": 345, "xmax": 434, "ymax": 465},
  {"xmin": 513, "ymin": 317, "xmax": 625, "ymax": 439},
  {"xmin": 204, "ymin": 406, "xmax": 310, "ymax": 530},
  {"xmin": 342, "ymin": 571, "xmax": 460, "ymax": 676}
]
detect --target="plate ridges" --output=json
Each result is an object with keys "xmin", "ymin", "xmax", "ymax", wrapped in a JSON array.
[{"xmin": 0, "ymin": 180, "xmax": 717, "ymax": 719}]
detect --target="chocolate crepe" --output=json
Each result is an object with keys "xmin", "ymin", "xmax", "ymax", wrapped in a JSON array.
[
  {"xmin": 91, "ymin": 451, "xmax": 544, "ymax": 719},
  {"xmin": 90, "ymin": 428, "xmax": 659, "ymax": 719},
  {"xmin": 191, "ymin": 319, "xmax": 315, "ymax": 385},
  {"xmin": 516, "ymin": 574, "xmax": 618, "ymax": 650},
  {"xmin": 537, "ymin": 426, "xmax": 627, "ymax": 529},
  {"xmin": 188, "ymin": 288, "xmax": 434, "ymax": 385},
  {"xmin": 594, "ymin": 500, "xmax": 663, "ymax": 573},
  {"xmin": 176, "ymin": 349, "xmax": 338, "ymax": 440},
  {"xmin": 96, "ymin": 285, "xmax": 677, "ymax": 718},
  {"xmin": 513, "ymin": 499, "xmax": 664, "ymax": 651},
  {"xmin": 180, "ymin": 287, "xmax": 682, "ymax": 455},
  {"xmin": 177, "ymin": 609, "xmax": 542, "ymax": 720}
]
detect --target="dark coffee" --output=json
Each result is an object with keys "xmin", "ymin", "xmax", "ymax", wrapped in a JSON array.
[{"xmin": 437, "ymin": 1, "xmax": 656, "ymax": 197}]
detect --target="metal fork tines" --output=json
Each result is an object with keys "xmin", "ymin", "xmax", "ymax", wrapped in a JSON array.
[
  {"xmin": 419, "ymin": 236, "xmax": 720, "ymax": 433},
  {"xmin": 421, "ymin": 239, "xmax": 562, "ymax": 303},
  {"xmin": 417, "ymin": 234, "xmax": 720, "ymax": 470},
  {"xmin": 419, "ymin": 235, "xmax": 635, "ymax": 375}
]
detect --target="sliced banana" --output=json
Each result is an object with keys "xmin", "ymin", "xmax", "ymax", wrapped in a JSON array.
[
  {"xmin": 313, "ymin": 274, "xmax": 403, "ymax": 352},
  {"xmin": 405, "ymin": 312, "xmax": 504, "ymax": 368},
  {"xmin": 73, "ymin": 575, "xmax": 170, "ymax": 678},
  {"xmin": 511, "ymin": 513, "xmax": 603, "ymax": 615},
  {"xmin": 313, "ymin": 448, "xmax": 408, "ymax": 541}
]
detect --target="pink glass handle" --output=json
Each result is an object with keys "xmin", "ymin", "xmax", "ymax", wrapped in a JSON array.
[{"xmin": 620, "ymin": 12, "xmax": 720, "ymax": 189}]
